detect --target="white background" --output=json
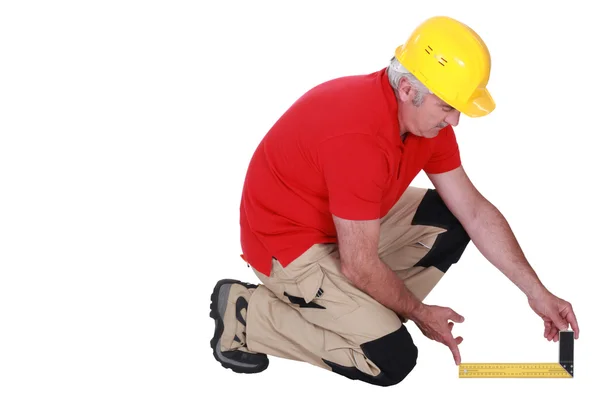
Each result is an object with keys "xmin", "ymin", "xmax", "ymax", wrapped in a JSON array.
[{"xmin": 1, "ymin": 1, "xmax": 597, "ymax": 399}]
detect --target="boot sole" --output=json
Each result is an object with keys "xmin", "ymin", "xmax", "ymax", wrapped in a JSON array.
[{"xmin": 209, "ymin": 279, "xmax": 269, "ymax": 373}]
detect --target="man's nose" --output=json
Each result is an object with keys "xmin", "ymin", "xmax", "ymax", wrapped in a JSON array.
[{"xmin": 445, "ymin": 110, "xmax": 461, "ymax": 126}]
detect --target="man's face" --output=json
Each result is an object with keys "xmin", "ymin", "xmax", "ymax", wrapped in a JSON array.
[{"xmin": 397, "ymin": 80, "xmax": 461, "ymax": 138}]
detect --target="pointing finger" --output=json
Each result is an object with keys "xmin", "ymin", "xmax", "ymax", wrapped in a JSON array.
[
  {"xmin": 449, "ymin": 340, "xmax": 461, "ymax": 365},
  {"xmin": 443, "ymin": 333, "xmax": 462, "ymax": 365}
]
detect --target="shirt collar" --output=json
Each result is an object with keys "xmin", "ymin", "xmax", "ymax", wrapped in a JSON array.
[{"xmin": 379, "ymin": 67, "xmax": 403, "ymax": 148}]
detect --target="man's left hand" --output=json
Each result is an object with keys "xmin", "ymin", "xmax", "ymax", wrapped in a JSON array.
[{"xmin": 528, "ymin": 290, "xmax": 580, "ymax": 341}]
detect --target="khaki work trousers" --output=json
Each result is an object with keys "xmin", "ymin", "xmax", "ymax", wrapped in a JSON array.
[{"xmin": 244, "ymin": 186, "xmax": 470, "ymax": 386}]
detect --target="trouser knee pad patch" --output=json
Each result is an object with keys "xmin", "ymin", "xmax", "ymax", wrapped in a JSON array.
[
  {"xmin": 412, "ymin": 189, "xmax": 471, "ymax": 272},
  {"xmin": 323, "ymin": 325, "xmax": 418, "ymax": 386}
]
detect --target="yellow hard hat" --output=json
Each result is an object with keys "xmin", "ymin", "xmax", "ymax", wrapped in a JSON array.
[{"xmin": 395, "ymin": 16, "xmax": 495, "ymax": 117}]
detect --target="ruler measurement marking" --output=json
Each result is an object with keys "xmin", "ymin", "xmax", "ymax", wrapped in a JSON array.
[{"xmin": 458, "ymin": 331, "xmax": 575, "ymax": 378}]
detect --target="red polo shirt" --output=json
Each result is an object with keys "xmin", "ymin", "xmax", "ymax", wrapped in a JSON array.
[{"xmin": 240, "ymin": 67, "xmax": 461, "ymax": 276}]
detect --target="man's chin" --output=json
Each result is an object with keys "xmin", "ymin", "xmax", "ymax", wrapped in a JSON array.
[{"xmin": 424, "ymin": 129, "xmax": 441, "ymax": 138}]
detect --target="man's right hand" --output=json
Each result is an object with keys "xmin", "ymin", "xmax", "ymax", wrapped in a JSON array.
[{"xmin": 410, "ymin": 304, "xmax": 465, "ymax": 365}]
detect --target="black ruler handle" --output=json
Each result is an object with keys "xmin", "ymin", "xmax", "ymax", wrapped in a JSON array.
[{"xmin": 559, "ymin": 330, "xmax": 574, "ymax": 377}]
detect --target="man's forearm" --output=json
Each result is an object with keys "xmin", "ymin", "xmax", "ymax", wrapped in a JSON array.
[
  {"xmin": 463, "ymin": 198, "xmax": 547, "ymax": 299},
  {"xmin": 341, "ymin": 258, "xmax": 423, "ymax": 319}
]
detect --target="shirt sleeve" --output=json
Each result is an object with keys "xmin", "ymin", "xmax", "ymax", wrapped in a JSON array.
[
  {"xmin": 423, "ymin": 126, "xmax": 462, "ymax": 174},
  {"xmin": 318, "ymin": 133, "xmax": 389, "ymax": 220}
]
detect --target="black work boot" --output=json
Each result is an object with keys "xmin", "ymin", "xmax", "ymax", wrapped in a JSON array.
[{"xmin": 209, "ymin": 279, "xmax": 269, "ymax": 373}]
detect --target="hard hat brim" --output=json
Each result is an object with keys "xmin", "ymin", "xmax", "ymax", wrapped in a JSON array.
[{"xmin": 460, "ymin": 87, "xmax": 495, "ymax": 117}]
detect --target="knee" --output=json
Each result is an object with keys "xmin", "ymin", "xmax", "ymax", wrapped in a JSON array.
[
  {"xmin": 412, "ymin": 189, "xmax": 471, "ymax": 272},
  {"xmin": 412, "ymin": 189, "xmax": 467, "ymax": 233},
  {"xmin": 322, "ymin": 325, "xmax": 417, "ymax": 386},
  {"xmin": 361, "ymin": 325, "xmax": 418, "ymax": 386}
]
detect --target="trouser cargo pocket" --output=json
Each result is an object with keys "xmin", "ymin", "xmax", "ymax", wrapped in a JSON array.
[{"xmin": 276, "ymin": 260, "xmax": 360, "ymax": 320}]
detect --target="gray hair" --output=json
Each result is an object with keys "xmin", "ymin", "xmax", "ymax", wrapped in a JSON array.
[{"xmin": 387, "ymin": 56, "xmax": 432, "ymax": 106}]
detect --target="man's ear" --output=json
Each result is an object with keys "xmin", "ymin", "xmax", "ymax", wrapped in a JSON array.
[{"xmin": 397, "ymin": 77, "xmax": 413, "ymax": 102}]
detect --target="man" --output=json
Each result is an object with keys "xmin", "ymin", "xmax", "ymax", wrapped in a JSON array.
[{"xmin": 209, "ymin": 16, "xmax": 580, "ymax": 386}]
